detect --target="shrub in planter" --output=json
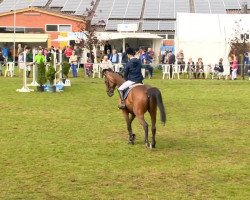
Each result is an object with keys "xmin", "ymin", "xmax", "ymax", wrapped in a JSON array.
[
  {"xmin": 47, "ymin": 64, "xmax": 56, "ymax": 84},
  {"xmin": 37, "ymin": 60, "xmax": 46, "ymax": 92},
  {"xmin": 62, "ymin": 61, "xmax": 70, "ymax": 83}
]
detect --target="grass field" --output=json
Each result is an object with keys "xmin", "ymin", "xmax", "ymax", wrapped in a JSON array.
[{"xmin": 0, "ymin": 70, "xmax": 249, "ymax": 199}]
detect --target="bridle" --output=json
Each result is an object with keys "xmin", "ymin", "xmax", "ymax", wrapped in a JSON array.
[{"xmin": 103, "ymin": 71, "xmax": 116, "ymax": 96}]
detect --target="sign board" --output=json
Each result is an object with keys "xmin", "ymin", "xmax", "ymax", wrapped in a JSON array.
[{"xmin": 117, "ymin": 24, "xmax": 138, "ymax": 32}]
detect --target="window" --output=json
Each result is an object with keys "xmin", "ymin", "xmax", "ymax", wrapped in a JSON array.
[
  {"xmin": 25, "ymin": 28, "xmax": 44, "ymax": 33},
  {"xmin": 59, "ymin": 25, "xmax": 71, "ymax": 32},
  {"xmin": 45, "ymin": 24, "xmax": 72, "ymax": 32},
  {"xmin": 168, "ymin": 34, "xmax": 175, "ymax": 39},
  {"xmin": 0, "ymin": 27, "xmax": 25, "ymax": 33},
  {"xmin": 46, "ymin": 25, "xmax": 58, "ymax": 32}
]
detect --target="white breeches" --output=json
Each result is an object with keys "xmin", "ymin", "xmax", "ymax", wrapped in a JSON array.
[{"xmin": 118, "ymin": 80, "xmax": 135, "ymax": 91}]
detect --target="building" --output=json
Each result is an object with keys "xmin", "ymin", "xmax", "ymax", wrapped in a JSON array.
[{"xmin": 0, "ymin": 7, "xmax": 85, "ymax": 49}]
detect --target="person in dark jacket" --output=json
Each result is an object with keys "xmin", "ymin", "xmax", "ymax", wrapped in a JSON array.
[{"xmin": 117, "ymin": 47, "xmax": 144, "ymax": 109}]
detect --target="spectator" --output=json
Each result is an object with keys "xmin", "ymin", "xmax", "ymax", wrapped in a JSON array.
[
  {"xmin": 85, "ymin": 57, "xmax": 93, "ymax": 77},
  {"xmin": 17, "ymin": 44, "xmax": 23, "ymax": 56},
  {"xmin": 65, "ymin": 46, "xmax": 73, "ymax": 61},
  {"xmin": 109, "ymin": 49, "xmax": 119, "ymax": 64},
  {"xmin": 231, "ymin": 55, "xmax": 238, "ymax": 80},
  {"xmin": 228, "ymin": 56, "xmax": 233, "ymax": 79},
  {"xmin": 0, "ymin": 51, "xmax": 4, "ymax": 76},
  {"xmin": 106, "ymin": 49, "xmax": 111, "ymax": 59},
  {"xmin": 196, "ymin": 58, "xmax": 205, "ymax": 79},
  {"xmin": 168, "ymin": 50, "xmax": 176, "ymax": 78},
  {"xmin": 140, "ymin": 49, "xmax": 154, "ymax": 78},
  {"xmin": 101, "ymin": 55, "xmax": 113, "ymax": 70},
  {"xmin": 46, "ymin": 48, "xmax": 52, "ymax": 62},
  {"xmin": 161, "ymin": 51, "xmax": 168, "ymax": 64},
  {"xmin": 207, "ymin": 64, "xmax": 213, "ymax": 79},
  {"xmin": 2, "ymin": 44, "xmax": 9, "ymax": 63},
  {"xmin": 177, "ymin": 49, "xmax": 185, "ymax": 73},
  {"xmin": 18, "ymin": 46, "xmax": 31, "ymax": 77},
  {"xmin": 248, "ymin": 63, "xmax": 250, "ymax": 80},
  {"xmin": 121, "ymin": 48, "xmax": 129, "ymax": 67},
  {"xmin": 187, "ymin": 57, "xmax": 195, "ymax": 78},
  {"xmin": 147, "ymin": 47, "xmax": 155, "ymax": 62},
  {"xmin": 104, "ymin": 41, "xmax": 112, "ymax": 54},
  {"xmin": 218, "ymin": 58, "xmax": 224, "ymax": 79},
  {"xmin": 69, "ymin": 50, "xmax": 78, "ymax": 78}
]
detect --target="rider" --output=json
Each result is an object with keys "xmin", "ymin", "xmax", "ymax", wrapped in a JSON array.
[{"xmin": 118, "ymin": 47, "xmax": 144, "ymax": 109}]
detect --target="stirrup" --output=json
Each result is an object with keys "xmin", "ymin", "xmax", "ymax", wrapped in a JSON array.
[{"xmin": 118, "ymin": 102, "xmax": 126, "ymax": 109}]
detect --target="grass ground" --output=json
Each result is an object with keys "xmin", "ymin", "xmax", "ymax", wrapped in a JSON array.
[{"xmin": 0, "ymin": 69, "xmax": 249, "ymax": 199}]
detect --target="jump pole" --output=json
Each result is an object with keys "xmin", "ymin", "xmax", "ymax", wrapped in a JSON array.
[
  {"xmin": 53, "ymin": 51, "xmax": 57, "ymax": 85},
  {"xmin": 57, "ymin": 50, "xmax": 63, "ymax": 85},
  {"xmin": 16, "ymin": 52, "xmax": 34, "ymax": 92},
  {"xmin": 28, "ymin": 48, "xmax": 39, "ymax": 86}
]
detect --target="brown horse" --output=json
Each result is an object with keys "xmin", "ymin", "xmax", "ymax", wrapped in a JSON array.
[{"xmin": 102, "ymin": 69, "xmax": 166, "ymax": 148}]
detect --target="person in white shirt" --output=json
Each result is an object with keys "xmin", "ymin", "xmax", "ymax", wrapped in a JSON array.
[{"xmin": 101, "ymin": 55, "xmax": 113, "ymax": 70}]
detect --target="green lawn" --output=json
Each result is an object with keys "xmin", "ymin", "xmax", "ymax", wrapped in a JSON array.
[{"xmin": 0, "ymin": 70, "xmax": 249, "ymax": 199}]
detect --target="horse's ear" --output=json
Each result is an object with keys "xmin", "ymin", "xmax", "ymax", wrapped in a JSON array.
[
  {"xmin": 102, "ymin": 68, "xmax": 112, "ymax": 78},
  {"xmin": 102, "ymin": 69, "xmax": 107, "ymax": 78}
]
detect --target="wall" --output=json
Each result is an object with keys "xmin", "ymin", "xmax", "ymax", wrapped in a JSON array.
[{"xmin": 0, "ymin": 10, "xmax": 85, "ymax": 47}]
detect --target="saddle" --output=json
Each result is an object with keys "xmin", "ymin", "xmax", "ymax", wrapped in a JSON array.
[{"xmin": 123, "ymin": 83, "xmax": 143, "ymax": 99}]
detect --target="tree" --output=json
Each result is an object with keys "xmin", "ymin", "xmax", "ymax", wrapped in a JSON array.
[
  {"xmin": 228, "ymin": 19, "xmax": 249, "ymax": 79},
  {"xmin": 76, "ymin": 2, "xmax": 106, "ymax": 52},
  {"xmin": 228, "ymin": 19, "xmax": 249, "ymax": 57}
]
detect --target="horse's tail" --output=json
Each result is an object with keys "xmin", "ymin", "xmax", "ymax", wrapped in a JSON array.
[{"xmin": 148, "ymin": 87, "xmax": 166, "ymax": 125}]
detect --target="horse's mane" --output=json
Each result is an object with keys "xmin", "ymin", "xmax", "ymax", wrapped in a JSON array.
[{"xmin": 102, "ymin": 68, "xmax": 124, "ymax": 79}]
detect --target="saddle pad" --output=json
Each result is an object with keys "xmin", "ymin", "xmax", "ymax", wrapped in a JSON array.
[{"xmin": 124, "ymin": 83, "xmax": 143, "ymax": 99}]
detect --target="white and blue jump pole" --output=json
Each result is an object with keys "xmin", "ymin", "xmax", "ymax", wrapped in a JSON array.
[{"xmin": 16, "ymin": 52, "xmax": 34, "ymax": 92}]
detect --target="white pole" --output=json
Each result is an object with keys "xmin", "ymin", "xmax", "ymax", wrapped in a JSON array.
[
  {"xmin": 57, "ymin": 49, "xmax": 63, "ymax": 85},
  {"xmin": 13, "ymin": 0, "xmax": 16, "ymax": 68},
  {"xmin": 29, "ymin": 48, "xmax": 39, "ymax": 86},
  {"xmin": 16, "ymin": 52, "xmax": 34, "ymax": 92},
  {"xmin": 54, "ymin": 51, "xmax": 57, "ymax": 85},
  {"xmin": 122, "ymin": 38, "xmax": 125, "ymax": 52}
]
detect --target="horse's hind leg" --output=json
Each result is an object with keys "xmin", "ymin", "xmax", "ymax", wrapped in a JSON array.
[
  {"xmin": 149, "ymin": 108, "xmax": 157, "ymax": 148},
  {"xmin": 137, "ymin": 115, "xmax": 149, "ymax": 148},
  {"xmin": 122, "ymin": 110, "xmax": 135, "ymax": 144}
]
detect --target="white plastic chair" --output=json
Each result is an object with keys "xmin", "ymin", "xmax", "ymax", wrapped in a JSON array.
[
  {"xmin": 162, "ymin": 64, "xmax": 171, "ymax": 79},
  {"xmin": 114, "ymin": 64, "xmax": 123, "ymax": 72},
  {"xmin": 4, "ymin": 62, "xmax": 15, "ymax": 77},
  {"xmin": 172, "ymin": 64, "xmax": 180, "ymax": 79},
  {"xmin": 92, "ymin": 64, "xmax": 101, "ymax": 78},
  {"xmin": 141, "ymin": 68, "xmax": 146, "ymax": 78}
]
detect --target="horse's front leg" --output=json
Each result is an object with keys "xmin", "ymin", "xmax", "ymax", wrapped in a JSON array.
[{"xmin": 122, "ymin": 110, "xmax": 135, "ymax": 144}]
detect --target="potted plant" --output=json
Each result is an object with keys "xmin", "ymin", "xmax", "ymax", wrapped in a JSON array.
[
  {"xmin": 61, "ymin": 61, "xmax": 70, "ymax": 83},
  {"xmin": 46, "ymin": 63, "xmax": 56, "ymax": 92},
  {"xmin": 37, "ymin": 59, "xmax": 46, "ymax": 92}
]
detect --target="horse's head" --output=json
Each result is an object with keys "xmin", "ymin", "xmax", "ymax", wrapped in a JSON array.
[{"xmin": 102, "ymin": 69, "xmax": 117, "ymax": 97}]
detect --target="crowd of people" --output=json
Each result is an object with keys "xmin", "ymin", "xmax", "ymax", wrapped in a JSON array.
[
  {"xmin": 161, "ymin": 49, "xmax": 250, "ymax": 80},
  {"xmin": 1, "ymin": 42, "xmax": 250, "ymax": 80}
]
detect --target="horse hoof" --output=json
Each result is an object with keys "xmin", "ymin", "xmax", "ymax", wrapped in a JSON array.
[
  {"xmin": 145, "ymin": 143, "xmax": 150, "ymax": 148},
  {"xmin": 128, "ymin": 141, "xmax": 134, "ymax": 145}
]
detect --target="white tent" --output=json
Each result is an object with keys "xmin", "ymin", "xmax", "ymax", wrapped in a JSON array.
[{"xmin": 175, "ymin": 13, "xmax": 250, "ymax": 73}]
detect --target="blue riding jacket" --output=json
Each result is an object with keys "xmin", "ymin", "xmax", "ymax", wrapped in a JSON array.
[{"xmin": 123, "ymin": 58, "xmax": 144, "ymax": 83}]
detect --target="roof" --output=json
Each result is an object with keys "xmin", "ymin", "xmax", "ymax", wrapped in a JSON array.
[{"xmin": 0, "ymin": 7, "xmax": 84, "ymax": 22}]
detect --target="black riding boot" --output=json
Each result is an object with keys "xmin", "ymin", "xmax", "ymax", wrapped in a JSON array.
[{"xmin": 118, "ymin": 89, "xmax": 126, "ymax": 109}]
